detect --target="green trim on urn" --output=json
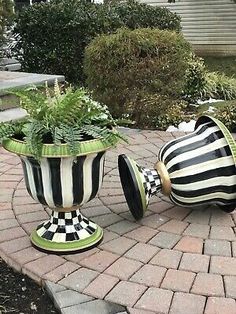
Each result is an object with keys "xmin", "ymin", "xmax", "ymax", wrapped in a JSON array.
[
  {"xmin": 129, "ymin": 157, "xmax": 147, "ymax": 211},
  {"xmin": 30, "ymin": 226, "xmax": 103, "ymax": 253},
  {"xmin": 196, "ymin": 115, "xmax": 236, "ymax": 166},
  {"xmin": 2, "ymin": 137, "xmax": 117, "ymax": 158}
]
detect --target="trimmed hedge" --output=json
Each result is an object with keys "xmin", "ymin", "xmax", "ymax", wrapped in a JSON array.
[
  {"xmin": 84, "ymin": 27, "xmax": 192, "ymax": 128},
  {"xmin": 13, "ymin": 0, "xmax": 181, "ymax": 83}
]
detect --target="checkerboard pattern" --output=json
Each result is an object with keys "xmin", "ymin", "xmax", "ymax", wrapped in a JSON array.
[
  {"xmin": 36, "ymin": 209, "xmax": 97, "ymax": 243},
  {"xmin": 141, "ymin": 167, "xmax": 161, "ymax": 198}
]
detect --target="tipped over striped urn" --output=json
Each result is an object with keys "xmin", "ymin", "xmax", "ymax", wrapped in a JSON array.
[
  {"xmin": 119, "ymin": 116, "xmax": 236, "ymax": 220},
  {"xmin": 3, "ymin": 138, "xmax": 112, "ymax": 253}
]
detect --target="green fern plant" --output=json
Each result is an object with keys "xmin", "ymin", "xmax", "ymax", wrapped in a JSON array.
[{"xmin": 0, "ymin": 81, "xmax": 125, "ymax": 158}]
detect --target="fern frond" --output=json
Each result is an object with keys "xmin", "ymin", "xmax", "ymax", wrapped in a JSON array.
[
  {"xmin": 0, "ymin": 122, "xmax": 21, "ymax": 142},
  {"xmin": 53, "ymin": 124, "xmax": 83, "ymax": 155},
  {"xmin": 23, "ymin": 120, "xmax": 46, "ymax": 158}
]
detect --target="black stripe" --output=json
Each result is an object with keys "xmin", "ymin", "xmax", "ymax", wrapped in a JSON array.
[
  {"xmin": 47, "ymin": 158, "xmax": 63, "ymax": 206},
  {"xmin": 86, "ymin": 226, "xmax": 95, "ymax": 234},
  {"xmin": 72, "ymin": 156, "xmax": 86, "ymax": 205},
  {"xmin": 170, "ymin": 193, "xmax": 236, "ymax": 207},
  {"xmin": 172, "ymin": 184, "xmax": 236, "ymax": 198},
  {"xmin": 66, "ymin": 233, "xmax": 79, "ymax": 241},
  {"xmin": 89, "ymin": 152, "xmax": 104, "ymax": 201},
  {"xmin": 171, "ymin": 165, "xmax": 236, "ymax": 184},
  {"xmin": 159, "ymin": 122, "xmax": 213, "ymax": 160},
  {"xmin": 164, "ymin": 130, "xmax": 223, "ymax": 165},
  {"xmin": 27, "ymin": 157, "xmax": 47, "ymax": 206},
  {"xmin": 168, "ymin": 145, "xmax": 231, "ymax": 174},
  {"xmin": 42, "ymin": 231, "xmax": 54, "ymax": 240},
  {"xmin": 21, "ymin": 158, "xmax": 34, "ymax": 199}
]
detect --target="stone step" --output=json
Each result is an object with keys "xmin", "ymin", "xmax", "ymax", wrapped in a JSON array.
[{"xmin": 0, "ymin": 71, "xmax": 65, "ymax": 110}]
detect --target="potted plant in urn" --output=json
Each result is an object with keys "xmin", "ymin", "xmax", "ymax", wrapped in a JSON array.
[{"xmin": 0, "ymin": 82, "xmax": 124, "ymax": 253}]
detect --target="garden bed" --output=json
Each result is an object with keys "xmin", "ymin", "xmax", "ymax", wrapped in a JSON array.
[{"xmin": 0, "ymin": 258, "xmax": 57, "ymax": 314}]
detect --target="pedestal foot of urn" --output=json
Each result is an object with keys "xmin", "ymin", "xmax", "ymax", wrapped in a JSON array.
[{"xmin": 30, "ymin": 209, "xmax": 103, "ymax": 254}]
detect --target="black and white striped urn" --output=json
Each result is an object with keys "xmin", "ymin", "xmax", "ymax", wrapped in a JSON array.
[
  {"xmin": 2, "ymin": 138, "xmax": 111, "ymax": 253},
  {"xmin": 119, "ymin": 116, "xmax": 236, "ymax": 220}
]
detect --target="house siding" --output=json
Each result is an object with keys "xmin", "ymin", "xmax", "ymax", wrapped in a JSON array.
[{"xmin": 140, "ymin": 0, "xmax": 236, "ymax": 56}]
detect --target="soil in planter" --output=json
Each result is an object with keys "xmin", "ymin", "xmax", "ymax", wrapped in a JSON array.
[{"xmin": 0, "ymin": 258, "xmax": 58, "ymax": 314}]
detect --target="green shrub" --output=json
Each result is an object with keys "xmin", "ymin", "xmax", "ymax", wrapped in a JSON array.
[
  {"xmin": 129, "ymin": 94, "xmax": 190, "ymax": 129},
  {"xmin": 0, "ymin": 0, "xmax": 14, "ymax": 55},
  {"xmin": 183, "ymin": 54, "xmax": 207, "ymax": 100},
  {"xmin": 155, "ymin": 103, "xmax": 193, "ymax": 130},
  {"xmin": 84, "ymin": 27, "xmax": 191, "ymax": 127},
  {"xmin": 203, "ymin": 72, "xmax": 236, "ymax": 100},
  {"xmin": 13, "ymin": 0, "xmax": 181, "ymax": 84},
  {"xmin": 208, "ymin": 100, "xmax": 236, "ymax": 132},
  {"xmin": 107, "ymin": 0, "xmax": 181, "ymax": 31},
  {"xmin": 183, "ymin": 55, "xmax": 236, "ymax": 101}
]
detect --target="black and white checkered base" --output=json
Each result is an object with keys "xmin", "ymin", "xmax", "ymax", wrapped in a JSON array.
[
  {"xmin": 138, "ymin": 166, "xmax": 161, "ymax": 199},
  {"xmin": 30, "ymin": 209, "xmax": 103, "ymax": 253}
]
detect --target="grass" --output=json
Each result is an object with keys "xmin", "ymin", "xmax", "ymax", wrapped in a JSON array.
[{"xmin": 203, "ymin": 56, "xmax": 236, "ymax": 78}]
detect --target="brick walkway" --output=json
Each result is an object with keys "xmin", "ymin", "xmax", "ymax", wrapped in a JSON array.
[{"xmin": 0, "ymin": 129, "xmax": 236, "ymax": 314}]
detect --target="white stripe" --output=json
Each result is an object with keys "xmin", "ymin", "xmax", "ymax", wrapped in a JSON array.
[
  {"xmin": 162, "ymin": 125, "xmax": 220, "ymax": 162},
  {"xmin": 81, "ymin": 153, "xmax": 97, "ymax": 205},
  {"xmin": 40, "ymin": 158, "xmax": 55, "ymax": 208},
  {"xmin": 36, "ymin": 227, "xmax": 46, "ymax": 237},
  {"xmin": 60, "ymin": 157, "xmax": 74, "ymax": 208},
  {"xmin": 171, "ymin": 191, "xmax": 236, "ymax": 204},
  {"xmin": 21, "ymin": 156, "xmax": 39, "ymax": 202},
  {"xmin": 98, "ymin": 155, "xmax": 105, "ymax": 190},
  {"xmin": 170, "ymin": 156, "xmax": 235, "ymax": 179},
  {"xmin": 166, "ymin": 138, "xmax": 228, "ymax": 171},
  {"xmin": 52, "ymin": 233, "xmax": 66, "ymax": 243},
  {"xmin": 172, "ymin": 175, "xmax": 236, "ymax": 191},
  {"xmin": 159, "ymin": 122, "xmax": 211, "ymax": 160},
  {"xmin": 78, "ymin": 229, "xmax": 91, "ymax": 239}
]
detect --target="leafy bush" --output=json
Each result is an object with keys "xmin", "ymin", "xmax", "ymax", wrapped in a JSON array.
[
  {"xmin": 203, "ymin": 72, "xmax": 236, "ymax": 100},
  {"xmin": 0, "ymin": 0, "xmax": 14, "ymax": 56},
  {"xmin": 183, "ymin": 54, "xmax": 207, "ymax": 100},
  {"xmin": 130, "ymin": 94, "xmax": 190, "ymax": 129},
  {"xmin": 107, "ymin": 0, "xmax": 181, "ymax": 31},
  {"xmin": 203, "ymin": 100, "xmax": 236, "ymax": 132},
  {"xmin": 84, "ymin": 27, "xmax": 191, "ymax": 127},
  {"xmin": 184, "ymin": 55, "xmax": 236, "ymax": 101},
  {"xmin": 13, "ymin": 0, "xmax": 181, "ymax": 84}
]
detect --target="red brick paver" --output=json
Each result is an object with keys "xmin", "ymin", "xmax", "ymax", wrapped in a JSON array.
[
  {"xmin": 104, "ymin": 256, "xmax": 142, "ymax": 280},
  {"xmin": 105, "ymin": 281, "xmax": 147, "ymax": 307},
  {"xmin": 179, "ymin": 253, "xmax": 210, "ymax": 273},
  {"xmin": 205, "ymin": 297, "xmax": 236, "ymax": 314},
  {"xmin": 83, "ymin": 273, "xmax": 119, "ymax": 299},
  {"xmin": 135, "ymin": 287, "xmax": 173, "ymax": 313},
  {"xmin": 0, "ymin": 134, "xmax": 235, "ymax": 313},
  {"xmin": 174, "ymin": 236, "xmax": 203, "ymax": 254},
  {"xmin": 169, "ymin": 292, "xmax": 206, "ymax": 314},
  {"xmin": 161, "ymin": 269, "xmax": 195, "ymax": 292},
  {"xmin": 191, "ymin": 273, "xmax": 224, "ymax": 297},
  {"xmin": 130, "ymin": 264, "xmax": 166, "ymax": 287},
  {"xmin": 210, "ymin": 256, "xmax": 236, "ymax": 275},
  {"xmin": 150, "ymin": 248, "xmax": 182, "ymax": 269}
]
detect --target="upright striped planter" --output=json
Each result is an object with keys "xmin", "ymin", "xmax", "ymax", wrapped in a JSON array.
[
  {"xmin": 3, "ymin": 138, "xmax": 112, "ymax": 253},
  {"xmin": 119, "ymin": 116, "xmax": 236, "ymax": 220}
]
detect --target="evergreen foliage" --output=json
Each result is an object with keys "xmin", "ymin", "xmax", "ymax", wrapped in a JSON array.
[
  {"xmin": 0, "ymin": 0, "xmax": 14, "ymax": 53},
  {"xmin": 84, "ymin": 27, "xmax": 191, "ymax": 128},
  {"xmin": 13, "ymin": 0, "xmax": 181, "ymax": 83}
]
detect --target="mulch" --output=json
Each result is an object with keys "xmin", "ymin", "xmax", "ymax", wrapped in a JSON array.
[{"xmin": 0, "ymin": 258, "xmax": 58, "ymax": 314}]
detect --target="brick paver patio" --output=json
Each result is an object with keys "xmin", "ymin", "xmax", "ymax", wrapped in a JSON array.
[{"xmin": 0, "ymin": 129, "xmax": 235, "ymax": 314}]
